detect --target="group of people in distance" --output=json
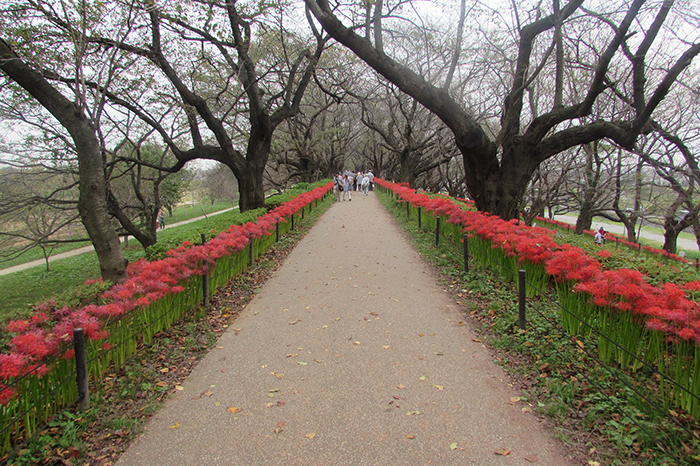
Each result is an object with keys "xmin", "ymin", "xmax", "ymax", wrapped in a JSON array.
[{"xmin": 333, "ymin": 171, "xmax": 374, "ymax": 202}]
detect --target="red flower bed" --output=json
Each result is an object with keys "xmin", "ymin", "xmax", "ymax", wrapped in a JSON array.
[
  {"xmin": 0, "ymin": 184, "xmax": 331, "ymax": 404},
  {"xmin": 377, "ymin": 179, "xmax": 700, "ymax": 344}
]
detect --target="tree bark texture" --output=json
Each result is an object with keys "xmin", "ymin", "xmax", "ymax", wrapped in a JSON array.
[{"xmin": 0, "ymin": 39, "xmax": 127, "ymax": 283}]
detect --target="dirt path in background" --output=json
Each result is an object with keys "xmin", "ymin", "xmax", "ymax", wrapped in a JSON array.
[
  {"xmin": 115, "ymin": 192, "xmax": 575, "ymax": 466},
  {"xmin": 0, "ymin": 208, "xmax": 236, "ymax": 277}
]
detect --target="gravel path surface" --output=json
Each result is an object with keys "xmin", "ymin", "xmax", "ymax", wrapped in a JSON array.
[{"xmin": 116, "ymin": 193, "xmax": 573, "ymax": 466}]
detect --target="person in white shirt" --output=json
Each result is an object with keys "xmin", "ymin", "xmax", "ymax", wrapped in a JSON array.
[
  {"xmin": 342, "ymin": 176, "xmax": 352, "ymax": 201},
  {"xmin": 361, "ymin": 174, "xmax": 370, "ymax": 195}
]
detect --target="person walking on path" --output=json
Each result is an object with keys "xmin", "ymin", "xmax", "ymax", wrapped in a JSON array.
[
  {"xmin": 361, "ymin": 173, "xmax": 370, "ymax": 195},
  {"xmin": 116, "ymin": 194, "xmax": 573, "ymax": 466},
  {"xmin": 333, "ymin": 173, "xmax": 343, "ymax": 202},
  {"xmin": 342, "ymin": 175, "xmax": 352, "ymax": 201}
]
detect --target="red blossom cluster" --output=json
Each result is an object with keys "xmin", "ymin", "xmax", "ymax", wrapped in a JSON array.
[
  {"xmin": 0, "ymin": 184, "xmax": 332, "ymax": 404},
  {"xmin": 377, "ymin": 179, "xmax": 700, "ymax": 344}
]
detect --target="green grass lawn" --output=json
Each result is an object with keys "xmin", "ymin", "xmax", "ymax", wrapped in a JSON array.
[
  {"xmin": 0, "ymin": 201, "xmax": 236, "ymax": 271},
  {"xmin": 0, "ymin": 253, "xmax": 102, "ymax": 325}
]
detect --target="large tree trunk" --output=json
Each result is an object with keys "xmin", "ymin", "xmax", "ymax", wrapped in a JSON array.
[
  {"xmin": 0, "ymin": 39, "xmax": 127, "ymax": 283},
  {"xmin": 662, "ymin": 225, "xmax": 680, "ymax": 255},
  {"xmin": 237, "ymin": 135, "xmax": 270, "ymax": 212},
  {"xmin": 575, "ymin": 203, "xmax": 595, "ymax": 234}
]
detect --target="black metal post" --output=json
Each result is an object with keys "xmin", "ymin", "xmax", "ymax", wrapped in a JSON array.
[
  {"xmin": 518, "ymin": 270, "xmax": 526, "ymax": 330},
  {"xmin": 249, "ymin": 237, "xmax": 255, "ymax": 266},
  {"xmin": 291, "ymin": 213, "xmax": 295, "ymax": 230},
  {"xmin": 435, "ymin": 216, "xmax": 441, "ymax": 246},
  {"xmin": 73, "ymin": 328, "xmax": 89, "ymax": 411},
  {"xmin": 418, "ymin": 208, "xmax": 422, "ymax": 229},
  {"xmin": 201, "ymin": 233, "xmax": 209, "ymax": 308},
  {"xmin": 406, "ymin": 201, "xmax": 410, "ymax": 217},
  {"xmin": 301, "ymin": 206, "xmax": 305, "ymax": 220},
  {"xmin": 275, "ymin": 222, "xmax": 280, "ymax": 243},
  {"xmin": 463, "ymin": 234, "xmax": 469, "ymax": 274}
]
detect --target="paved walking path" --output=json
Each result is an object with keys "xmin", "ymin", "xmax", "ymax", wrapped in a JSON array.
[
  {"xmin": 116, "ymin": 193, "xmax": 573, "ymax": 465},
  {"xmin": 0, "ymin": 208, "xmax": 236, "ymax": 276}
]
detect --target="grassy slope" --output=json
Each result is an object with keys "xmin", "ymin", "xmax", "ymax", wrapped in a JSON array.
[{"xmin": 0, "ymin": 201, "xmax": 234, "ymax": 270}]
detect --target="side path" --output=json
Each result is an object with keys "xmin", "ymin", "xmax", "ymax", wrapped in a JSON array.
[
  {"xmin": 116, "ymin": 193, "xmax": 574, "ymax": 466},
  {"xmin": 0, "ymin": 208, "xmax": 236, "ymax": 276}
]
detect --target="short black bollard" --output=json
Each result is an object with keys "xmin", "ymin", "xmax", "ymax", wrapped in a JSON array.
[
  {"xmin": 435, "ymin": 216, "xmax": 441, "ymax": 246},
  {"xmin": 249, "ymin": 237, "xmax": 255, "ymax": 266},
  {"xmin": 73, "ymin": 328, "xmax": 90, "ymax": 411},
  {"xmin": 291, "ymin": 213, "xmax": 295, "ymax": 230},
  {"xmin": 463, "ymin": 234, "xmax": 469, "ymax": 274},
  {"xmin": 275, "ymin": 222, "xmax": 280, "ymax": 243},
  {"xmin": 418, "ymin": 207, "xmax": 422, "ymax": 229},
  {"xmin": 406, "ymin": 201, "xmax": 410, "ymax": 218},
  {"xmin": 518, "ymin": 270, "xmax": 526, "ymax": 330},
  {"xmin": 301, "ymin": 206, "xmax": 305, "ymax": 220},
  {"xmin": 201, "ymin": 233, "xmax": 209, "ymax": 308}
]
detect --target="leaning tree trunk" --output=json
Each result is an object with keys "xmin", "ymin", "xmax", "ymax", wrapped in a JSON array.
[
  {"xmin": 0, "ymin": 38, "xmax": 127, "ymax": 283},
  {"xmin": 237, "ymin": 137, "xmax": 270, "ymax": 212}
]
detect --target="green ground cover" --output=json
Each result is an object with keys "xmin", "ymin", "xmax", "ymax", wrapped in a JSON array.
[
  {"xmin": 0, "ymin": 184, "xmax": 326, "ymax": 340},
  {"xmin": 0, "ymin": 201, "xmax": 236, "ymax": 271}
]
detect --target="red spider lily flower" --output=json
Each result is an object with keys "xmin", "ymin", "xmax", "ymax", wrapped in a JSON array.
[
  {"xmin": 0, "ymin": 384, "xmax": 15, "ymax": 405},
  {"xmin": 0, "ymin": 353, "xmax": 28, "ymax": 379},
  {"xmin": 6, "ymin": 320, "xmax": 31, "ymax": 334}
]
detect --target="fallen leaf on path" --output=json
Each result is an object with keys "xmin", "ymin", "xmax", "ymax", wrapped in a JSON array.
[
  {"xmin": 510, "ymin": 397, "xmax": 521, "ymax": 404},
  {"xmin": 472, "ymin": 338, "xmax": 481, "ymax": 342},
  {"xmin": 203, "ymin": 390, "xmax": 214, "ymax": 396},
  {"xmin": 266, "ymin": 403, "xmax": 274, "ymax": 408},
  {"xmin": 406, "ymin": 435, "xmax": 415, "ymax": 439},
  {"xmin": 289, "ymin": 320, "xmax": 301, "ymax": 325},
  {"xmin": 227, "ymin": 407, "xmax": 241, "ymax": 414},
  {"xmin": 297, "ymin": 361, "xmax": 308, "ymax": 365},
  {"xmin": 406, "ymin": 411, "xmax": 421, "ymax": 416},
  {"xmin": 175, "ymin": 385, "xmax": 184, "ymax": 391},
  {"xmin": 397, "ymin": 384, "xmax": 407, "ymax": 389},
  {"xmin": 418, "ymin": 333, "xmax": 424, "ymax": 337},
  {"xmin": 522, "ymin": 407, "xmax": 533, "ymax": 413},
  {"xmin": 393, "ymin": 395, "xmax": 403, "ymax": 400},
  {"xmin": 419, "ymin": 376, "xmax": 426, "ymax": 381},
  {"xmin": 170, "ymin": 422, "xmax": 180, "ymax": 429},
  {"xmin": 433, "ymin": 384, "xmax": 444, "ymax": 390},
  {"xmin": 305, "ymin": 433, "xmax": 316, "ymax": 439},
  {"xmin": 450, "ymin": 442, "xmax": 458, "ymax": 451},
  {"xmin": 495, "ymin": 449, "xmax": 511, "ymax": 456},
  {"xmin": 382, "ymin": 345, "xmax": 390, "ymax": 349},
  {"xmin": 434, "ymin": 352, "xmax": 444, "ymax": 356},
  {"xmin": 353, "ymin": 341, "xmax": 361, "ymax": 345},
  {"xmin": 277, "ymin": 401, "xmax": 285, "ymax": 406},
  {"xmin": 524, "ymin": 453, "xmax": 538, "ymax": 462},
  {"xmin": 156, "ymin": 381, "xmax": 167, "ymax": 387}
]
